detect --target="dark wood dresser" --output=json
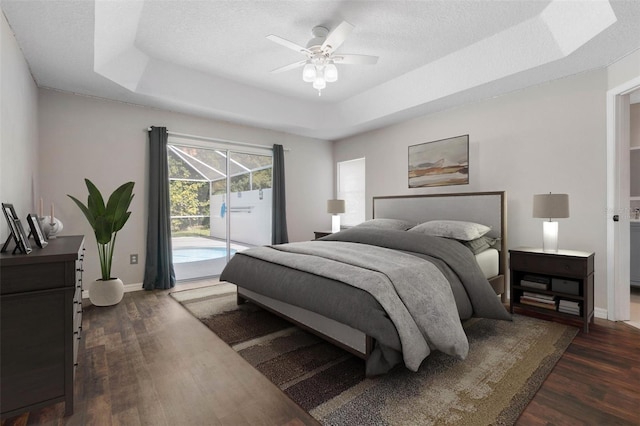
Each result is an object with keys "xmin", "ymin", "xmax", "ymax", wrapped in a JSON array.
[{"xmin": 0, "ymin": 235, "xmax": 85, "ymax": 418}]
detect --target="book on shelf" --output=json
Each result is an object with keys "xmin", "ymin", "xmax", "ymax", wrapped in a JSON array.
[
  {"xmin": 558, "ymin": 306, "xmax": 580, "ymax": 315},
  {"xmin": 519, "ymin": 299, "xmax": 557, "ymax": 310},
  {"xmin": 522, "ymin": 275, "xmax": 550, "ymax": 284},
  {"xmin": 520, "ymin": 280, "xmax": 549, "ymax": 290},
  {"xmin": 523, "ymin": 291, "xmax": 555, "ymax": 301},
  {"xmin": 558, "ymin": 299, "xmax": 581, "ymax": 315},
  {"xmin": 558, "ymin": 299, "xmax": 581, "ymax": 309},
  {"xmin": 520, "ymin": 295, "xmax": 556, "ymax": 305}
]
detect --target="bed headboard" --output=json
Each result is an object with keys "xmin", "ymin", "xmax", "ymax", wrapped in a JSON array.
[{"xmin": 373, "ymin": 191, "xmax": 507, "ymax": 292}]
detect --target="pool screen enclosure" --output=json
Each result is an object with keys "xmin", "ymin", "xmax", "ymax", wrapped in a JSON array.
[{"xmin": 167, "ymin": 143, "xmax": 273, "ymax": 280}]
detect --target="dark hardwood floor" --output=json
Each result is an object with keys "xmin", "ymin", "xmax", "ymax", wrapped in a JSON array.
[
  {"xmin": 2, "ymin": 288, "xmax": 639, "ymax": 425},
  {"xmin": 517, "ymin": 311, "xmax": 640, "ymax": 425}
]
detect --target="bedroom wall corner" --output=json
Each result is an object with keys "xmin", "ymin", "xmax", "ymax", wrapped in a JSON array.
[
  {"xmin": 0, "ymin": 11, "xmax": 39, "ymax": 241},
  {"xmin": 333, "ymin": 69, "xmax": 610, "ymax": 311}
]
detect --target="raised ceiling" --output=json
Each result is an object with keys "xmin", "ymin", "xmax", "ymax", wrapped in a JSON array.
[{"xmin": 3, "ymin": 0, "xmax": 640, "ymax": 140}]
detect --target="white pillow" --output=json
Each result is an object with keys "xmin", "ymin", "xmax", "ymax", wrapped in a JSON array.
[{"xmin": 408, "ymin": 220, "xmax": 491, "ymax": 241}]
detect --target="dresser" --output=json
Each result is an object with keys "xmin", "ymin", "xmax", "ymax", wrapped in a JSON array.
[{"xmin": 0, "ymin": 236, "xmax": 84, "ymax": 418}]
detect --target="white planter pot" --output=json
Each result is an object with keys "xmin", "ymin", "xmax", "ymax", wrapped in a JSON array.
[{"xmin": 89, "ymin": 278, "xmax": 124, "ymax": 306}]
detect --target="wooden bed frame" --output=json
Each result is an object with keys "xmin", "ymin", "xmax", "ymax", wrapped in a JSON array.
[{"xmin": 237, "ymin": 191, "xmax": 507, "ymax": 360}]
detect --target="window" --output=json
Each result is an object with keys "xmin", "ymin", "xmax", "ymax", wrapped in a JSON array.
[{"xmin": 337, "ymin": 158, "xmax": 365, "ymax": 227}]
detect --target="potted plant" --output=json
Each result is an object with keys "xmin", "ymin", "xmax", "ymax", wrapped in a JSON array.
[{"xmin": 68, "ymin": 179, "xmax": 135, "ymax": 306}]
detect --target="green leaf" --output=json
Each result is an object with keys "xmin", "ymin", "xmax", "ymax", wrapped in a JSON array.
[
  {"xmin": 68, "ymin": 179, "xmax": 135, "ymax": 279},
  {"xmin": 85, "ymin": 179, "xmax": 106, "ymax": 216},
  {"xmin": 67, "ymin": 195, "xmax": 95, "ymax": 227}
]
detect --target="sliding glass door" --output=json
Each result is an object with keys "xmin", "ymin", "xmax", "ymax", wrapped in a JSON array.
[{"xmin": 167, "ymin": 143, "xmax": 272, "ymax": 281}]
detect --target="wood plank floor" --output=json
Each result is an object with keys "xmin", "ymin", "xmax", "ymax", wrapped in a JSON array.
[{"xmin": 2, "ymin": 287, "xmax": 639, "ymax": 425}]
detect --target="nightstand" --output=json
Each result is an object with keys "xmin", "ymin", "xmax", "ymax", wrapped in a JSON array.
[
  {"xmin": 509, "ymin": 247, "xmax": 594, "ymax": 332},
  {"xmin": 313, "ymin": 230, "xmax": 333, "ymax": 239}
]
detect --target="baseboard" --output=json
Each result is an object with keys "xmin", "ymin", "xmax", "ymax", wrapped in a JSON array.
[
  {"xmin": 82, "ymin": 282, "xmax": 143, "ymax": 299},
  {"xmin": 594, "ymin": 307, "xmax": 608, "ymax": 319}
]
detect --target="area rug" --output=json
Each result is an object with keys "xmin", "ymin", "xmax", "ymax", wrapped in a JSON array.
[{"xmin": 171, "ymin": 284, "xmax": 578, "ymax": 425}]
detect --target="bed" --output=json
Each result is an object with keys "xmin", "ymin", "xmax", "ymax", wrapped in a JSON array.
[{"xmin": 220, "ymin": 191, "xmax": 511, "ymax": 375}]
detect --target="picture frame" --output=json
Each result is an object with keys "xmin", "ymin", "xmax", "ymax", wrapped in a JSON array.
[
  {"xmin": 27, "ymin": 213, "xmax": 48, "ymax": 248},
  {"xmin": 408, "ymin": 134, "xmax": 469, "ymax": 188},
  {"xmin": 1, "ymin": 203, "xmax": 32, "ymax": 254}
]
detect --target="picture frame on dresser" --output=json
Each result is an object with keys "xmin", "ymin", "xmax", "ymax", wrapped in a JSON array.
[
  {"xmin": 1, "ymin": 203, "xmax": 32, "ymax": 254},
  {"xmin": 26, "ymin": 213, "xmax": 48, "ymax": 248}
]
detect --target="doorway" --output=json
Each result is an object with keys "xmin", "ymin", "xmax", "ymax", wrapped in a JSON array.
[
  {"xmin": 607, "ymin": 76, "xmax": 640, "ymax": 322},
  {"xmin": 167, "ymin": 143, "xmax": 273, "ymax": 281}
]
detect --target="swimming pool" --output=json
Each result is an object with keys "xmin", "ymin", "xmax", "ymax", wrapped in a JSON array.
[{"xmin": 172, "ymin": 247, "xmax": 236, "ymax": 264}]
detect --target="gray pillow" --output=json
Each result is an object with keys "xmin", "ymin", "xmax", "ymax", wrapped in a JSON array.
[
  {"xmin": 353, "ymin": 218, "xmax": 415, "ymax": 231},
  {"xmin": 408, "ymin": 220, "xmax": 491, "ymax": 241},
  {"xmin": 462, "ymin": 236, "xmax": 499, "ymax": 254}
]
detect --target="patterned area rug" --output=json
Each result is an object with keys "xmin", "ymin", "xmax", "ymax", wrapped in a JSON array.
[{"xmin": 171, "ymin": 284, "xmax": 578, "ymax": 425}]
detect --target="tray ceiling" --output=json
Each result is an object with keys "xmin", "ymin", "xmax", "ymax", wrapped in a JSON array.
[{"xmin": 3, "ymin": 0, "xmax": 640, "ymax": 140}]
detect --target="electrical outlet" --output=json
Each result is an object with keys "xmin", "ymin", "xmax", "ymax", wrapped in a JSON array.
[{"xmin": 130, "ymin": 254, "xmax": 138, "ymax": 264}]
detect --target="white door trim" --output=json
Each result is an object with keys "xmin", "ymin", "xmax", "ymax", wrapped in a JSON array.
[{"xmin": 606, "ymin": 75, "xmax": 640, "ymax": 321}]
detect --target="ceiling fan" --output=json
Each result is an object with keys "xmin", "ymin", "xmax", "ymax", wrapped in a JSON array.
[{"xmin": 267, "ymin": 21, "xmax": 379, "ymax": 95}]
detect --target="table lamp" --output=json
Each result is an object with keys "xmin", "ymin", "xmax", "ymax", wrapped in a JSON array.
[
  {"xmin": 327, "ymin": 199, "xmax": 345, "ymax": 233},
  {"xmin": 533, "ymin": 193, "xmax": 569, "ymax": 252}
]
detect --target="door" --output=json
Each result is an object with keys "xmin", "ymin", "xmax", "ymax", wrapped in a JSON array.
[{"xmin": 167, "ymin": 143, "xmax": 272, "ymax": 281}]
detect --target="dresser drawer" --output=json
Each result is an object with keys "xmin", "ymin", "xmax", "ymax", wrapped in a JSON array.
[{"xmin": 510, "ymin": 252, "xmax": 587, "ymax": 277}]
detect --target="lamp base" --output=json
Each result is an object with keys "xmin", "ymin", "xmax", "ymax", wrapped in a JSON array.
[
  {"xmin": 542, "ymin": 221, "xmax": 559, "ymax": 252},
  {"xmin": 331, "ymin": 215, "xmax": 341, "ymax": 233}
]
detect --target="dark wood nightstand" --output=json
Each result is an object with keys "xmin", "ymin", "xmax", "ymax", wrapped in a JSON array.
[
  {"xmin": 509, "ymin": 247, "xmax": 594, "ymax": 332},
  {"xmin": 313, "ymin": 230, "xmax": 333, "ymax": 239}
]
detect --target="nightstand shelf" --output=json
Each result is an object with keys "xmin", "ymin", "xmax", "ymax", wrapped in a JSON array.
[
  {"xmin": 509, "ymin": 247, "xmax": 594, "ymax": 332},
  {"xmin": 313, "ymin": 230, "xmax": 333, "ymax": 239}
]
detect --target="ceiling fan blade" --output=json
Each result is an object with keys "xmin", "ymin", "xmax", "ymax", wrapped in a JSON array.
[
  {"xmin": 333, "ymin": 54, "xmax": 379, "ymax": 65},
  {"xmin": 321, "ymin": 21, "xmax": 354, "ymax": 52},
  {"xmin": 266, "ymin": 35, "xmax": 311, "ymax": 55},
  {"xmin": 270, "ymin": 60, "xmax": 307, "ymax": 73}
]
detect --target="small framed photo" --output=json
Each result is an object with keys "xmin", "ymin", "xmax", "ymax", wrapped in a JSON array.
[
  {"xmin": 1, "ymin": 203, "xmax": 32, "ymax": 254},
  {"xmin": 27, "ymin": 213, "xmax": 48, "ymax": 248},
  {"xmin": 14, "ymin": 218, "xmax": 32, "ymax": 253}
]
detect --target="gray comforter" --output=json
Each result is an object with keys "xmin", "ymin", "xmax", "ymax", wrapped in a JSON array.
[{"xmin": 220, "ymin": 227, "xmax": 511, "ymax": 373}]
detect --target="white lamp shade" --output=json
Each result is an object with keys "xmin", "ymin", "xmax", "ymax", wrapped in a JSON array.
[
  {"xmin": 325, "ymin": 63, "xmax": 338, "ymax": 82},
  {"xmin": 533, "ymin": 193, "xmax": 569, "ymax": 219},
  {"xmin": 313, "ymin": 78, "xmax": 326, "ymax": 90},
  {"xmin": 327, "ymin": 199, "xmax": 345, "ymax": 214},
  {"xmin": 302, "ymin": 63, "xmax": 316, "ymax": 82}
]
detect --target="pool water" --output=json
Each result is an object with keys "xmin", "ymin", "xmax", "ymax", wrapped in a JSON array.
[{"xmin": 173, "ymin": 247, "xmax": 236, "ymax": 264}]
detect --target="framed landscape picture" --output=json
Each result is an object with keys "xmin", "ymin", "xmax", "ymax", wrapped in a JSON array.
[{"xmin": 408, "ymin": 135, "xmax": 469, "ymax": 188}]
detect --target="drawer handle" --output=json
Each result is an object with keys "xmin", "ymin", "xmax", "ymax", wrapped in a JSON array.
[
  {"xmin": 74, "ymin": 331, "xmax": 79, "ymax": 335},
  {"xmin": 74, "ymin": 362, "xmax": 79, "ymax": 367}
]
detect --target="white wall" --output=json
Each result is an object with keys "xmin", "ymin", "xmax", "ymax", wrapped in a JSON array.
[
  {"xmin": 0, "ymin": 13, "xmax": 39, "ymax": 241},
  {"xmin": 334, "ymin": 70, "xmax": 610, "ymax": 309},
  {"xmin": 38, "ymin": 89, "xmax": 333, "ymax": 285}
]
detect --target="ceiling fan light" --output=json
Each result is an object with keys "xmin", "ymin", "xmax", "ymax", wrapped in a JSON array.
[
  {"xmin": 325, "ymin": 63, "xmax": 338, "ymax": 82},
  {"xmin": 313, "ymin": 78, "xmax": 326, "ymax": 90},
  {"xmin": 302, "ymin": 63, "xmax": 316, "ymax": 82}
]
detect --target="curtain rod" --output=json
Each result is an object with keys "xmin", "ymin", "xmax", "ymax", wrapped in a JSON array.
[{"xmin": 145, "ymin": 128, "xmax": 290, "ymax": 152}]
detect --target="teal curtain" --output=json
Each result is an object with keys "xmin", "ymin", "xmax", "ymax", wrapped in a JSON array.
[
  {"xmin": 143, "ymin": 126, "xmax": 176, "ymax": 290},
  {"xmin": 272, "ymin": 144, "xmax": 289, "ymax": 244}
]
